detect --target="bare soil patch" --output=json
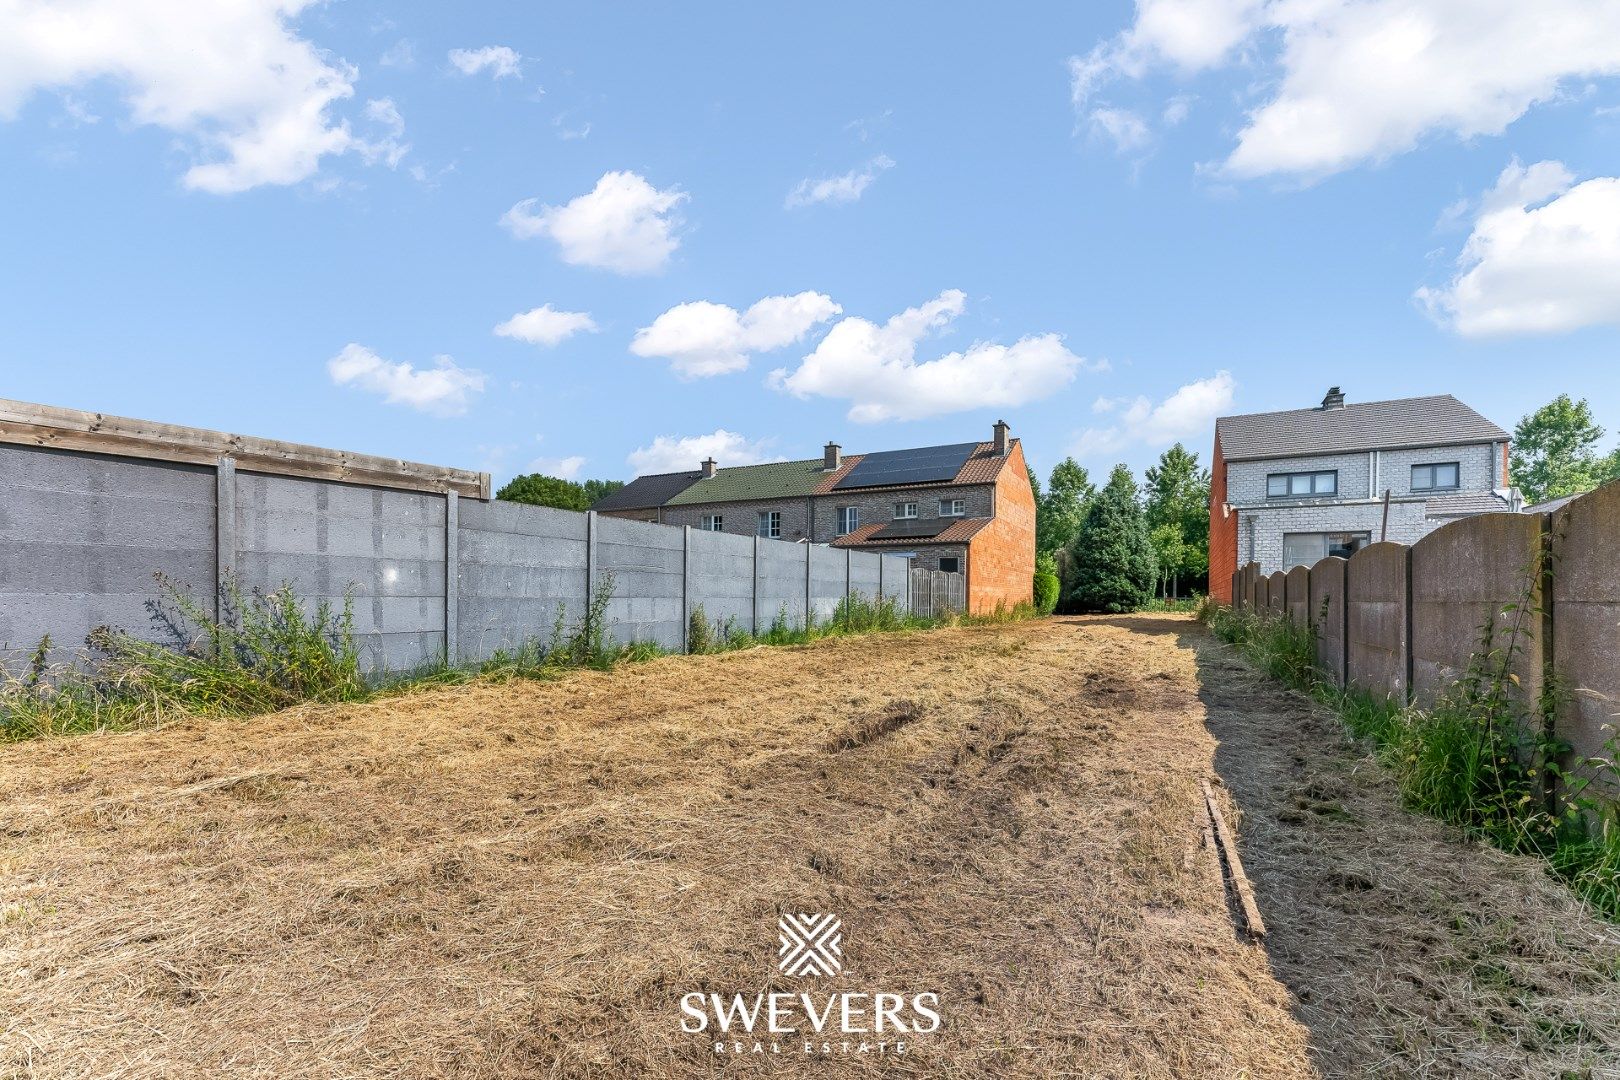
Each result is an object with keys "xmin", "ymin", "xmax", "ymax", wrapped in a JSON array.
[{"xmin": 2, "ymin": 615, "xmax": 1615, "ymax": 1078}]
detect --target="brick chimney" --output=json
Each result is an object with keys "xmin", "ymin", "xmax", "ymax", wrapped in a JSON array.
[
  {"xmin": 823, "ymin": 441, "xmax": 842, "ymax": 471},
  {"xmin": 701, "ymin": 457, "xmax": 717, "ymax": 478},
  {"xmin": 1321, "ymin": 387, "xmax": 1346, "ymax": 410},
  {"xmin": 993, "ymin": 419, "xmax": 1010, "ymax": 456}
]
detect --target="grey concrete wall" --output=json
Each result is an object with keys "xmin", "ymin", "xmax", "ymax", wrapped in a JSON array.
[
  {"xmin": 595, "ymin": 514, "xmax": 685, "ymax": 652},
  {"xmin": 0, "ymin": 445, "xmax": 216, "ymax": 666},
  {"xmin": 1409, "ymin": 513, "xmax": 1545, "ymax": 709},
  {"xmin": 1345, "ymin": 542, "xmax": 1410, "ymax": 702},
  {"xmin": 2, "ymin": 443, "xmax": 942, "ymax": 680},
  {"xmin": 1551, "ymin": 482, "xmax": 1620, "ymax": 790},
  {"xmin": 457, "ymin": 499, "xmax": 588, "ymax": 660},
  {"xmin": 1285, "ymin": 565, "xmax": 1311, "ymax": 626},
  {"xmin": 234, "ymin": 472, "xmax": 446, "ymax": 673},
  {"xmin": 757, "ymin": 540, "xmax": 809, "ymax": 630},
  {"xmin": 687, "ymin": 529, "xmax": 756, "ymax": 635},
  {"xmin": 1309, "ymin": 557, "xmax": 1348, "ymax": 687}
]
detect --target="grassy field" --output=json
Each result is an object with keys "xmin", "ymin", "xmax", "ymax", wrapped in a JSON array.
[{"xmin": 2, "ymin": 616, "xmax": 1617, "ymax": 1078}]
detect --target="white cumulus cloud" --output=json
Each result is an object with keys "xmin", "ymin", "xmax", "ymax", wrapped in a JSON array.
[
  {"xmin": 0, "ymin": 0, "xmax": 394, "ymax": 193},
  {"xmin": 528, "ymin": 455, "xmax": 587, "ymax": 480},
  {"xmin": 786, "ymin": 155, "xmax": 894, "ymax": 208},
  {"xmin": 626, "ymin": 430, "xmax": 779, "ymax": 476},
  {"xmin": 448, "ymin": 46, "xmax": 521, "ymax": 79},
  {"xmin": 1417, "ymin": 160, "xmax": 1620, "ymax": 337},
  {"xmin": 1071, "ymin": 371, "xmax": 1236, "ymax": 460},
  {"xmin": 326, "ymin": 344, "xmax": 485, "ymax": 416},
  {"xmin": 631, "ymin": 292, "xmax": 842, "ymax": 378},
  {"xmin": 1071, "ymin": 0, "xmax": 1620, "ymax": 180},
  {"xmin": 494, "ymin": 304, "xmax": 598, "ymax": 347},
  {"xmin": 768, "ymin": 290, "xmax": 1096, "ymax": 423},
  {"xmin": 1090, "ymin": 107, "xmax": 1152, "ymax": 154},
  {"xmin": 501, "ymin": 171, "xmax": 686, "ymax": 275}
]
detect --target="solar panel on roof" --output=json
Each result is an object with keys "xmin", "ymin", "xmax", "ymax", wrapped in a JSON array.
[
  {"xmin": 870, "ymin": 518, "xmax": 952, "ymax": 540},
  {"xmin": 835, "ymin": 442, "xmax": 978, "ymax": 490}
]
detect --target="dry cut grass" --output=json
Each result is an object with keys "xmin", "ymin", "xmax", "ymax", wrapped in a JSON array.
[{"xmin": 1, "ymin": 615, "xmax": 1616, "ymax": 1079}]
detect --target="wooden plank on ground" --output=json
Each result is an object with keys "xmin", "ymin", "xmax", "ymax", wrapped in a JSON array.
[{"xmin": 1202, "ymin": 778, "xmax": 1267, "ymax": 940}]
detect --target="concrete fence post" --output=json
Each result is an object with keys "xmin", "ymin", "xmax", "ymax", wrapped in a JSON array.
[
  {"xmin": 585, "ymin": 509, "xmax": 598, "ymax": 606},
  {"xmin": 845, "ymin": 548, "xmax": 852, "ymax": 607},
  {"xmin": 804, "ymin": 543, "xmax": 812, "ymax": 630},
  {"xmin": 682, "ymin": 525, "xmax": 692, "ymax": 654},
  {"xmin": 444, "ymin": 490, "xmax": 459, "ymax": 665},
  {"xmin": 1402, "ymin": 544, "xmax": 1415, "ymax": 706},
  {"xmin": 878, "ymin": 553, "xmax": 885, "ymax": 602},
  {"xmin": 752, "ymin": 534, "xmax": 761, "ymax": 636},
  {"xmin": 215, "ymin": 455, "xmax": 236, "ymax": 625}
]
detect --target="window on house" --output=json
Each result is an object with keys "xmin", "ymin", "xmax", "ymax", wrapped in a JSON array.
[
  {"xmin": 1411, "ymin": 462, "xmax": 1460, "ymax": 491},
  {"xmin": 938, "ymin": 556, "xmax": 961, "ymax": 574},
  {"xmin": 700, "ymin": 514, "xmax": 723, "ymax": 531},
  {"xmin": 836, "ymin": 506, "xmax": 859, "ymax": 535},
  {"xmin": 756, "ymin": 511, "xmax": 781, "ymax": 539},
  {"xmin": 1266, "ymin": 470, "xmax": 1338, "ymax": 498},
  {"xmin": 938, "ymin": 498, "xmax": 965, "ymax": 517},
  {"xmin": 1281, "ymin": 531, "xmax": 1370, "ymax": 569},
  {"xmin": 894, "ymin": 501, "xmax": 918, "ymax": 519}
]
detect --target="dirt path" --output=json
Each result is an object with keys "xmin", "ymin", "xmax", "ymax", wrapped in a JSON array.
[{"xmin": 1, "ymin": 616, "xmax": 1616, "ymax": 1078}]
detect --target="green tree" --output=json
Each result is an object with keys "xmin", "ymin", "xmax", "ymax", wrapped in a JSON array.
[
  {"xmin": 1509, "ymin": 395, "xmax": 1618, "ymax": 503},
  {"xmin": 1036, "ymin": 457, "xmax": 1095, "ymax": 557},
  {"xmin": 1064, "ymin": 464, "xmax": 1157, "ymax": 613},
  {"xmin": 1142, "ymin": 443, "xmax": 1211, "ymax": 596},
  {"xmin": 496, "ymin": 473, "xmax": 623, "ymax": 511},
  {"xmin": 1033, "ymin": 551, "xmax": 1061, "ymax": 615}
]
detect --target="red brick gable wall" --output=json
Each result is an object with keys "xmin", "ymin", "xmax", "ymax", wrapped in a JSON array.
[
  {"xmin": 1208, "ymin": 430, "xmax": 1237, "ymax": 603},
  {"xmin": 965, "ymin": 441, "xmax": 1035, "ymax": 613}
]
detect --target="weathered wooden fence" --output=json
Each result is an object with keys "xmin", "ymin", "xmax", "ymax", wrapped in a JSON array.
[
  {"xmin": 1228, "ymin": 481, "xmax": 1620, "ymax": 786},
  {"xmin": 909, "ymin": 567, "xmax": 966, "ymax": 618}
]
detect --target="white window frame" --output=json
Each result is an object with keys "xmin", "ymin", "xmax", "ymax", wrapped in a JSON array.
[
  {"xmin": 893, "ymin": 501, "xmax": 918, "ymax": 520},
  {"xmin": 939, "ymin": 498, "xmax": 965, "ymax": 517},
  {"xmin": 757, "ymin": 510, "xmax": 782, "ymax": 539},
  {"xmin": 700, "ymin": 514, "xmax": 723, "ymax": 532},
  {"xmin": 1281, "ymin": 531, "xmax": 1371, "ymax": 569},
  {"xmin": 836, "ymin": 506, "xmax": 859, "ymax": 536}
]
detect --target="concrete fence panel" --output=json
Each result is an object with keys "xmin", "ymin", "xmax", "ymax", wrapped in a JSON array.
[
  {"xmin": 1346, "ymin": 541, "xmax": 1410, "ymax": 702},
  {"xmin": 595, "ymin": 514, "xmax": 685, "ymax": 652},
  {"xmin": 235, "ymin": 472, "xmax": 446, "ymax": 673},
  {"xmin": 1409, "ymin": 513, "xmax": 1546, "ymax": 710},
  {"xmin": 808, "ymin": 544, "xmax": 848, "ymax": 625},
  {"xmin": 756, "ymin": 540, "xmax": 808, "ymax": 631},
  {"xmin": 0, "ymin": 445, "xmax": 217, "ymax": 668},
  {"xmin": 848, "ymin": 549, "xmax": 883, "ymax": 603},
  {"xmin": 1267, "ymin": 571, "xmax": 1287, "ymax": 617},
  {"xmin": 456, "ymin": 499, "xmax": 587, "ymax": 662},
  {"xmin": 1551, "ymin": 481, "xmax": 1620, "ymax": 789},
  {"xmin": 879, "ymin": 554, "xmax": 910, "ymax": 606},
  {"xmin": 1309, "ymin": 556, "xmax": 1349, "ymax": 687},
  {"xmin": 1285, "ymin": 565, "xmax": 1311, "ymax": 626},
  {"xmin": 687, "ymin": 529, "xmax": 755, "ymax": 636}
]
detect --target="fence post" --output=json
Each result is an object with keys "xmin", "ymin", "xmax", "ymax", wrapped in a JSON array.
[
  {"xmin": 804, "ymin": 542, "xmax": 812, "ymax": 630},
  {"xmin": 215, "ymin": 455, "xmax": 236, "ymax": 626},
  {"xmin": 585, "ymin": 509, "xmax": 597, "ymax": 608},
  {"xmin": 752, "ymin": 534, "xmax": 761, "ymax": 636},
  {"xmin": 444, "ymin": 490, "xmax": 458, "ymax": 665},
  {"xmin": 682, "ymin": 525, "xmax": 692, "ymax": 654},
  {"xmin": 845, "ymin": 548, "xmax": 852, "ymax": 607},
  {"xmin": 1402, "ymin": 544, "xmax": 1414, "ymax": 705}
]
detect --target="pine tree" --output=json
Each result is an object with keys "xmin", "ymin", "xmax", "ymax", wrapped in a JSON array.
[{"xmin": 1065, "ymin": 464, "xmax": 1158, "ymax": 613}]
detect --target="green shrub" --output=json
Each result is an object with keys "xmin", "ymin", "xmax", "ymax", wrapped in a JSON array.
[{"xmin": 1033, "ymin": 554, "xmax": 1060, "ymax": 615}]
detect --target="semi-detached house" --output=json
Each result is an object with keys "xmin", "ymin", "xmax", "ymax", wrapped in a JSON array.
[
  {"xmin": 1209, "ymin": 388, "xmax": 1519, "ymax": 602},
  {"xmin": 591, "ymin": 421, "xmax": 1035, "ymax": 614}
]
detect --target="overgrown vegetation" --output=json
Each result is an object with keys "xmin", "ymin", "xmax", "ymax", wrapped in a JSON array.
[
  {"xmin": 1033, "ymin": 553, "xmax": 1061, "ymax": 615},
  {"xmin": 495, "ymin": 472, "xmax": 625, "ymax": 512},
  {"xmin": 3, "ymin": 572, "xmax": 1041, "ymax": 745},
  {"xmin": 1201, "ymin": 592, "xmax": 1620, "ymax": 920}
]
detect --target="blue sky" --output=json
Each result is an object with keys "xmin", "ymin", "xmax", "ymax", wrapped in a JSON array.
[{"xmin": 3, "ymin": 1, "xmax": 1619, "ymax": 487}]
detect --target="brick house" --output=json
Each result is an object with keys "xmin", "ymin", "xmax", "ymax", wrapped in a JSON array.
[
  {"xmin": 1209, "ymin": 388, "xmax": 1518, "ymax": 602},
  {"xmin": 592, "ymin": 421, "xmax": 1035, "ymax": 613}
]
